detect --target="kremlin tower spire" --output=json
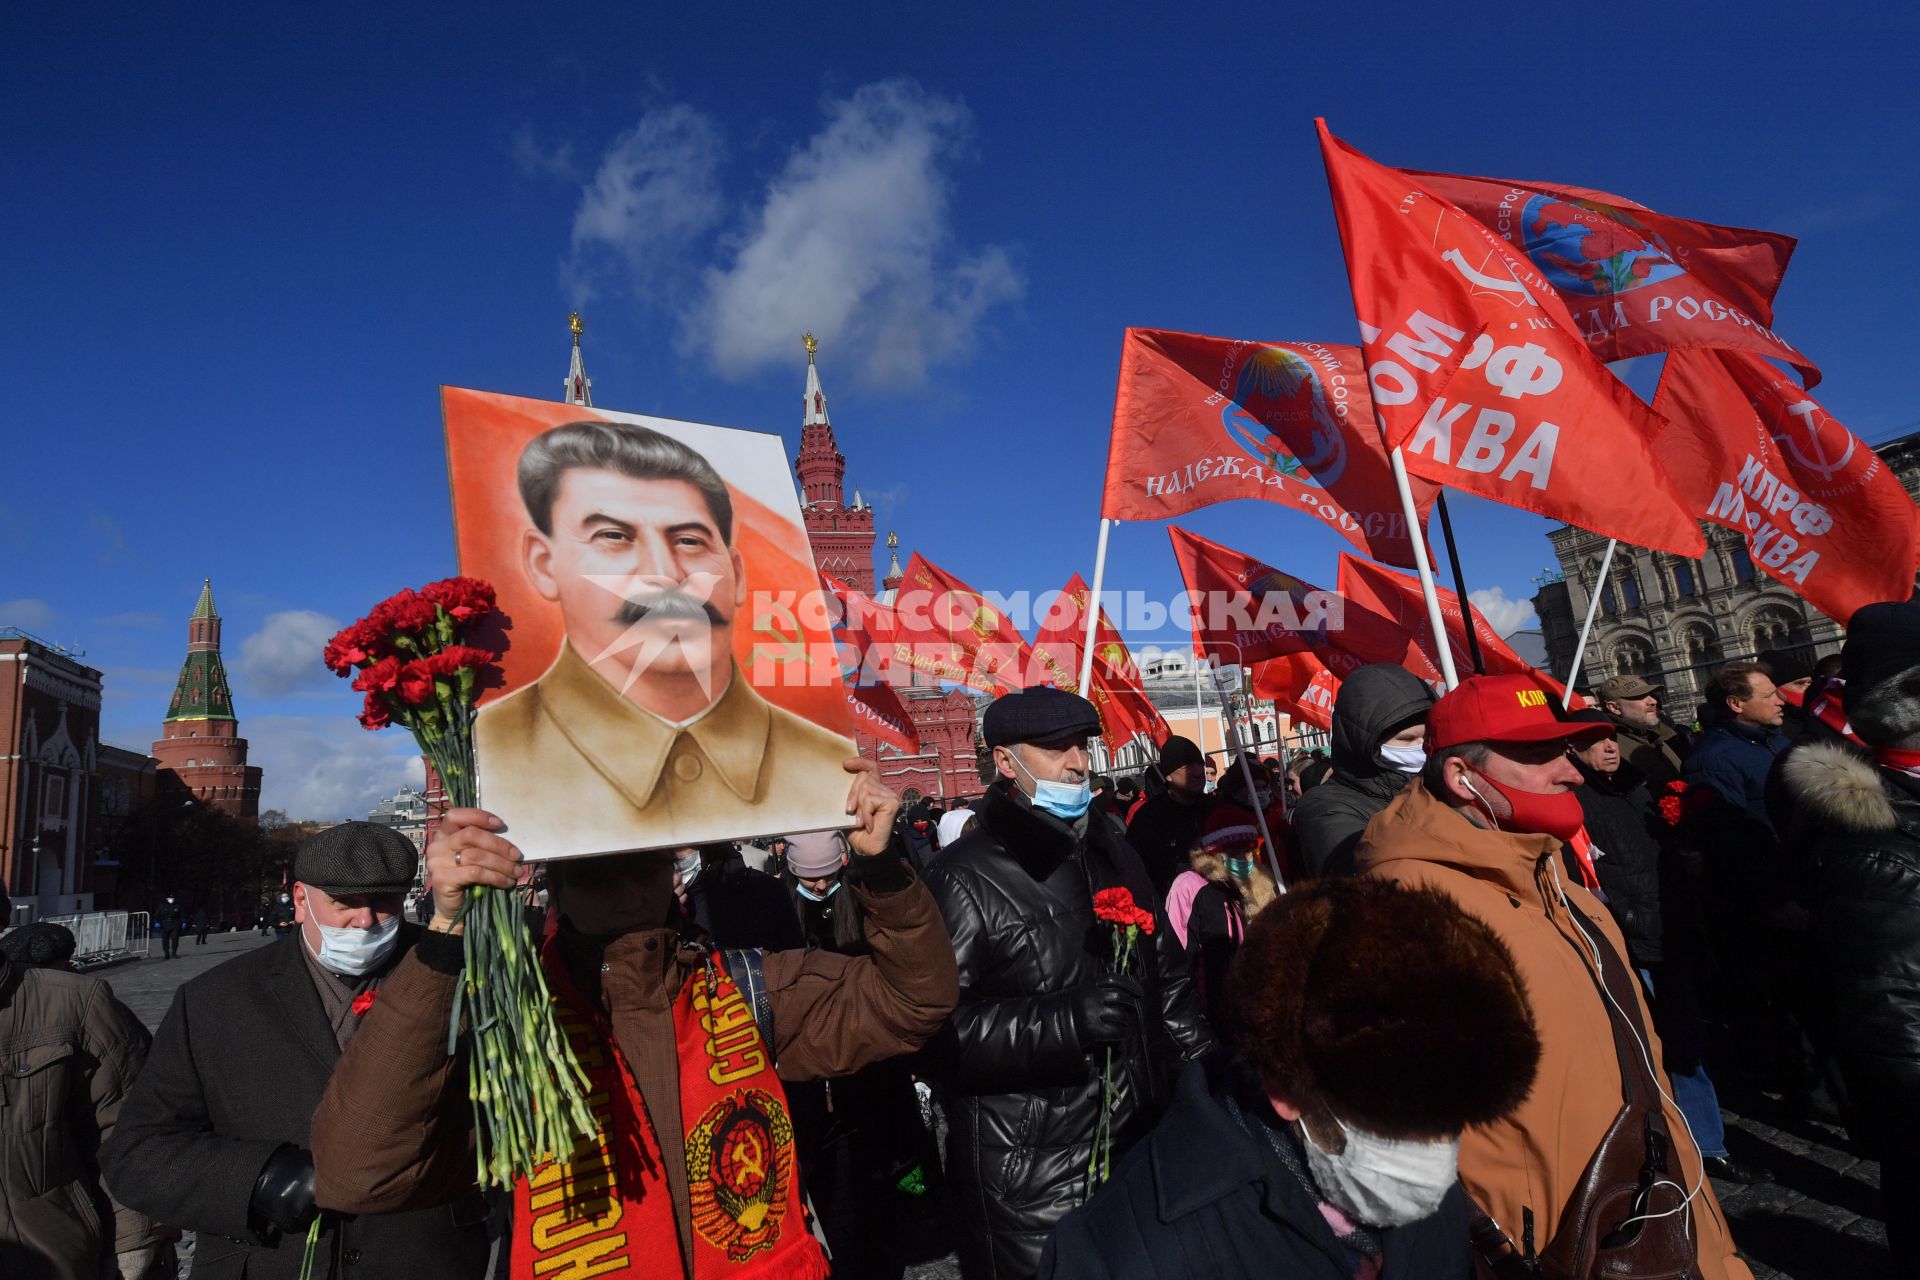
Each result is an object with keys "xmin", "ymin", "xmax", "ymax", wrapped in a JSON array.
[
  {"xmin": 151, "ymin": 579, "xmax": 262, "ymax": 819},
  {"xmin": 793, "ymin": 334, "xmax": 878, "ymax": 593},
  {"xmin": 563, "ymin": 311, "xmax": 593, "ymax": 407},
  {"xmin": 882, "ymin": 531, "xmax": 904, "ymax": 598}
]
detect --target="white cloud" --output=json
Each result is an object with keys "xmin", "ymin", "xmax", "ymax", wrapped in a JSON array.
[
  {"xmin": 236, "ymin": 610, "xmax": 341, "ymax": 697},
  {"xmin": 249, "ymin": 714, "xmax": 423, "ymax": 823},
  {"xmin": 510, "ymin": 123, "xmax": 582, "ymax": 183},
  {"xmin": 1469, "ymin": 587, "xmax": 1539, "ymax": 637},
  {"xmin": 0, "ymin": 598, "xmax": 55, "ymax": 632},
  {"xmin": 565, "ymin": 104, "xmax": 727, "ymax": 304},
  {"xmin": 680, "ymin": 79, "xmax": 1022, "ymax": 390}
]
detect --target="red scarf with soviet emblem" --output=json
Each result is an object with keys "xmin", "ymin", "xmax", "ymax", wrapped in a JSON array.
[{"xmin": 511, "ymin": 942, "xmax": 826, "ymax": 1280}]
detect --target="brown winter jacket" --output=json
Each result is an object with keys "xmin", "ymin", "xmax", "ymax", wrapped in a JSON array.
[
  {"xmin": 0, "ymin": 957, "xmax": 163, "ymax": 1280},
  {"xmin": 310, "ymin": 855, "xmax": 957, "ymax": 1276},
  {"xmin": 1356, "ymin": 781, "xmax": 1750, "ymax": 1280}
]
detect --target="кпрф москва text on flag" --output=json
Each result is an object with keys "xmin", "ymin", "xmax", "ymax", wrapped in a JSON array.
[{"xmin": 1316, "ymin": 119, "xmax": 1705, "ymax": 558}]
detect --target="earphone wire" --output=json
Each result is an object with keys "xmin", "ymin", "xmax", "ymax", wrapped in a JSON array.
[{"xmin": 1543, "ymin": 856, "xmax": 1704, "ymax": 1241}]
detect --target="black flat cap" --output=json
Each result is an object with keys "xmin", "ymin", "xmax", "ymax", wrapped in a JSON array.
[
  {"xmin": 294, "ymin": 821, "xmax": 419, "ymax": 897},
  {"xmin": 982, "ymin": 686, "xmax": 1100, "ymax": 749}
]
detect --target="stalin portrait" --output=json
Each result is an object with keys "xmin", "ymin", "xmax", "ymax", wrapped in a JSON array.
[{"xmin": 475, "ymin": 419, "xmax": 856, "ymax": 857}]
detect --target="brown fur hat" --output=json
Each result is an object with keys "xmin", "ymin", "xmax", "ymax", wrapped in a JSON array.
[{"xmin": 1229, "ymin": 878, "xmax": 1539, "ymax": 1139}]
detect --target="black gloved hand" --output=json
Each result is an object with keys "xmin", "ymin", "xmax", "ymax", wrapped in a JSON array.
[
  {"xmin": 248, "ymin": 1144, "xmax": 317, "ymax": 1241},
  {"xmin": 1070, "ymin": 974, "xmax": 1145, "ymax": 1046}
]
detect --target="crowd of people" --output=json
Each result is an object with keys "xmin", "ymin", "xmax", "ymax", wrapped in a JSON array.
[{"xmin": 4, "ymin": 598, "xmax": 1919, "ymax": 1280}]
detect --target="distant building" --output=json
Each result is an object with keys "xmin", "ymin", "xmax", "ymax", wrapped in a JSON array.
[
  {"xmin": 367, "ymin": 784, "xmax": 430, "ymax": 887},
  {"xmin": 151, "ymin": 580, "xmax": 262, "ymax": 818},
  {"xmin": 791, "ymin": 336, "xmax": 985, "ymax": 804},
  {"xmin": 1532, "ymin": 429, "xmax": 1920, "ymax": 711},
  {"xmin": 0, "ymin": 631, "xmax": 109, "ymax": 919}
]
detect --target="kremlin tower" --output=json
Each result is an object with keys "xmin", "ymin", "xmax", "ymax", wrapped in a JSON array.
[
  {"xmin": 151, "ymin": 580, "xmax": 262, "ymax": 819},
  {"xmin": 794, "ymin": 334, "xmax": 878, "ymax": 593}
]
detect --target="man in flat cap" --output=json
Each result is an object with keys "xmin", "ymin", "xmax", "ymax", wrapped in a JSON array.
[
  {"xmin": 1597, "ymin": 673, "xmax": 1689, "ymax": 789},
  {"xmin": 926, "ymin": 686, "xmax": 1212, "ymax": 1279},
  {"xmin": 102, "ymin": 822, "xmax": 489, "ymax": 1280}
]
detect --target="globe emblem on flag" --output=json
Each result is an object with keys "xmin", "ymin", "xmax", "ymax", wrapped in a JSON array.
[
  {"xmin": 1221, "ymin": 347, "xmax": 1349, "ymax": 488},
  {"xmin": 1520, "ymin": 195, "xmax": 1687, "ymax": 297}
]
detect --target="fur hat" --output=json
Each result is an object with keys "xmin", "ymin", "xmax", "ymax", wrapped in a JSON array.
[
  {"xmin": 1229, "ymin": 878, "xmax": 1539, "ymax": 1139},
  {"xmin": 1843, "ymin": 601, "xmax": 1920, "ymax": 748}
]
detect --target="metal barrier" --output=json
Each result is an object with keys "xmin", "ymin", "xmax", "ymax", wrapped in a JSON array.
[{"xmin": 20, "ymin": 910, "xmax": 153, "ymax": 966}]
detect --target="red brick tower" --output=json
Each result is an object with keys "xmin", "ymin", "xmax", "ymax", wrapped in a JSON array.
[
  {"xmin": 795, "ymin": 334, "xmax": 877, "ymax": 593},
  {"xmin": 151, "ymin": 580, "xmax": 262, "ymax": 819}
]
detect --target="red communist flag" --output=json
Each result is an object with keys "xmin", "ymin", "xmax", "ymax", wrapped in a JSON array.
[
  {"xmin": 1409, "ymin": 171, "xmax": 1817, "ymax": 385},
  {"xmin": 819, "ymin": 572, "xmax": 919, "ymax": 754},
  {"xmin": 1334, "ymin": 553, "xmax": 1582, "ymax": 704},
  {"xmin": 1249, "ymin": 652, "xmax": 1342, "ymax": 731},
  {"xmin": 1033, "ymin": 574, "xmax": 1171, "ymax": 750},
  {"xmin": 893, "ymin": 554, "xmax": 1035, "ymax": 695},
  {"xmin": 1317, "ymin": 120, "xmax": 1704, "ymax": 557},
  {"xmin": 1102, "ymin": 327, "xmax": 1440, "ymax": 568},
  {"xmin": 1168, "ymin": 525, "xmax": 1442, "ymax": 679},
  {"xmin": 1652, "ymin": 348, "xmax": 1920, "ymax": 622}
]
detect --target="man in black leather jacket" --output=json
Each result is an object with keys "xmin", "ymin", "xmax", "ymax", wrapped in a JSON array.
[
  {"xmin": 927, "ymin": 686, "xmax": 1212, "ymax": 1279},
  {"xmin": 1791, "ymin": 601, "xmax": 1920, "ymax": 1276}
]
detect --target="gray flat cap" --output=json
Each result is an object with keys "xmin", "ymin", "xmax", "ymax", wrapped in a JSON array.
[{"xmin": 294, "ymin": 821, "xmax": 418, "ymax": 897}]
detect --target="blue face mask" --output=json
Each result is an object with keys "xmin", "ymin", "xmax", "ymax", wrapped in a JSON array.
[
  {"xmin": 796, "ymin": 881, "xmax": 841, "ymax": 903},
  {"xmin": 1013, "ymin": 753, "xmax": 1093, "ymax": 820}
]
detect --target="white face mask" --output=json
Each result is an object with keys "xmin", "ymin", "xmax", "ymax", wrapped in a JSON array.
[
  {"xmin": 1299, "ymin": 1114, "xmax": 1460, "ymax": 1228},
  {"xmin": 675, "ymin": 849, "xmax": 703, "ymax": 885},
  {"xmin": 1377, "ymin": 743, "xmax": 1428, "ymax": 775},
  {"xmin": 310, "ymin": 915, "xmax": 401, "ymax": 977}
]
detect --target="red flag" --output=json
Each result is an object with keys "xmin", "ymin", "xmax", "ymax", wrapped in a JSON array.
[
  {"xmin": 1409, "ymin": 171, "xmax": 1817, "ymax": 385},
  {"xmin": 1334, "ymin": 553, "xmax": 1582, "ymax": 704},
  {"xmin": 1316, "ymin": 120, "xmax": 1704, "ymax": 557},
  {"xmin": 1103, "ymin": 327, "xmax": 1440, "ymax": 567},
  {"xmin": 1033, "ymin": 574, "xmax": 1171, "ymax": 751},
  {"xmin": 893, "ymin": 554, "xmax": 1035, "ymax": 695},
  {"xmin": 1168, "ymin": 525, "xmax": 1442, "ymax": 679},
  {"xmin": 820, "ymin": 573, "xmax": 919, "ymax": 754},
  {"xmin": 1652, "ymin": 348, "xmax": 1920, "ymax": 621},
  {"xmin": 1250, "ymin": 652, "xmax": 1342, "ymax": 731}
]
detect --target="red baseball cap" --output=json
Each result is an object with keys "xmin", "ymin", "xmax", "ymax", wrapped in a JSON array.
[{"xmin": 1428, "ymin": 675, "xmax": 1614, "ymax": 750}]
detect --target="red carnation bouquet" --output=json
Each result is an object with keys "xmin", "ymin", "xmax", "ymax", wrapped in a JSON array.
[
  {"xmin": 324, "ymin": 578, "xmax": 592, "ymax": 1189},
  {"xmin": 1087, "ymin": 887, "xmax": 1155, "ymax": 1187}
]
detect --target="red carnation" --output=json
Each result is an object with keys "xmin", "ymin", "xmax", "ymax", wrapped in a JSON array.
[
  {"xmin": 352, "ymin": 656, "xmax": 403, "ymax": 695},
  {"xmin": 1131, "ymin": 907, "xmax": 1156, "ymax": 936},
  {"xmin": 394, "ymin": 660, "xmax": 437, "ymax": 707},
  {"xmin": 375, "ymin": 589, "xmax": 438, "ymax": 636},
  {"xmin": 423, "ymin": 577, "xmax": 496, "ymax": 623},
  {"xmin": 1656, "ymin": 780, "xmax": 1694, "ymax": 827},
  {"xmin": 1092, "ymin": 887, "xmax": 1140, "ymax": 926},
  {"xmin": 357, "ymin": 691, "xmax": 392, "ymax": 731},
  {"xmin": 421, "ymin": 645, "xmax": 500, "ymax": 677},
  {"xmin": 324, "ymin": 617, "xmax": 388, "ymax": 674},
  {"xmin": 351, "ymin": 989, "xmax": 378, "ymax": 1018}
]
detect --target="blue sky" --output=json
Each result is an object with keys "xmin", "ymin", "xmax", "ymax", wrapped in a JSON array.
[{"xmin": 4, "ymin": 3, "xmax": 1915, "ymax": 818}]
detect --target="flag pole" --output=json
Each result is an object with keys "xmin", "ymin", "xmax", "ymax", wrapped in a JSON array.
[
  {"xmin": 1078, "ymin": 518, "xmax": 1114, "ymax": 697},
  {"xmin": 1434, "ymin": 492, "xmax": 1486, "ymax": 676},
  {"xmin": 1388, "ymin": 448, "xmax": 1461, "ymax": 689},
  {"xmin": 1561, "ymin": 538, "xmax": 1617, "ymax": 709},
  {"xmin": 1214, "ymin": 664, "xmax": 1285, "ymax": 893}
]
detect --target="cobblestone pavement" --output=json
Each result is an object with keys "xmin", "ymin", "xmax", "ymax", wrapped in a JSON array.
[{"xmin": 106, "ymin": 940, "xmax": 1890, "ymax": 1279}]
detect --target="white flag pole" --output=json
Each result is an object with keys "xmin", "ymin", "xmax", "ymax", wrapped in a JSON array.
[
  {"xmin": 1213, "ymin": 664, "xmax": 1285, "ymax": 893},
  {"xmin": 1389, "ymin": 447, "xmax": 1461, "ymax": 689},
  {"xmin": 1078, "ymin": 518, "xmax": 1114, "ymax": 696},
  {"xmin": 1561, "ymin": 538, "xmax": 1618, "ymax": 709}
]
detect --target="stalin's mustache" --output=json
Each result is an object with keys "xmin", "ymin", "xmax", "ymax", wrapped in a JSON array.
[{"xmin": 613, "ymin": 587, "xmax": 724, "ymax": 627}]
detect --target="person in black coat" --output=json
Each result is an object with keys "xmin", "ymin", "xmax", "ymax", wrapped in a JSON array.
[
  {"xmin": 1042, "ymin": 878, "xmax": 1541, "ymax": 1280},
  {"xmin": 1567, "ymin": 711, "xmax": 1768, "ymax": 1184},
  {"xmin": 101, "ymin": 824, "xmax": 489, "ymax": 1280},
  {"xmin": 928, "ymin": 688, "xmax": 1213, "ymax": 1280},
  {"xmin": 1291, "ymin": 665, "xmax": 1434, "ymax": 879},
  {"xmin": 1124, "ymin": 736, "xmax": 1213, "ymax": 894},
  {"xmin": 675, "ymin": 840, "xmax": 805, "ymax": 951},
  {"xmin": 1790, "ymin": 602, "xmax": 1920, "ymax": 1274}
]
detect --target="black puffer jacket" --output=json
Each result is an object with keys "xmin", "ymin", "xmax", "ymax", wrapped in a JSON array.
[
  {"xmin": 926, "ymin": 782, "xmax": 1213, "ymax": 1279},
  {"xmin": 1790, "ymin": 743, "xmax": 1920, "ymax": 1146},
  {"xmin": 1292, "ymin": 664, "xmax": 1434, "ymax": 878},
  {"xmin": 1571, "ymin": 758, "xmax": 1667, "ymax": 966}
]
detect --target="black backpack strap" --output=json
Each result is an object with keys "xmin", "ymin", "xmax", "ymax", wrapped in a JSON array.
[{"xmin": 721, "ymin": 947, "xmax": 776, "ymax": 1058}]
